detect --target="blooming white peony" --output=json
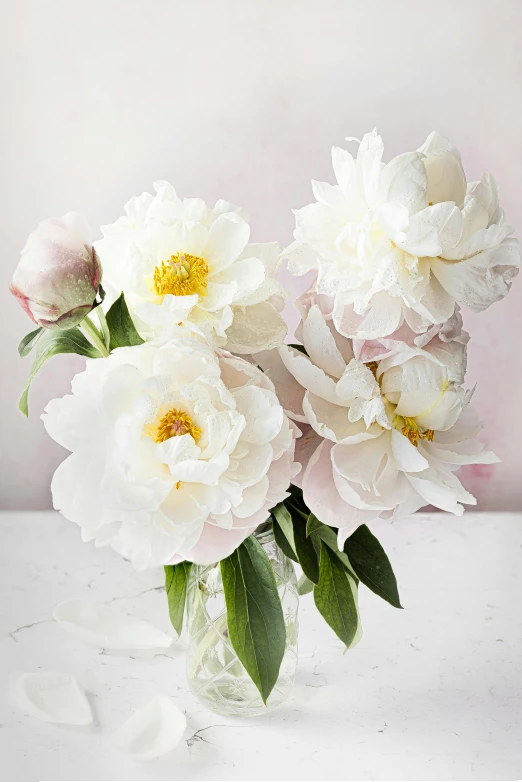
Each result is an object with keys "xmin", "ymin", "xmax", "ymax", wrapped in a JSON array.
[
  {"xmin": 42, "ymin": 331, "xmax": 300, "ymax": 569},
  {"xmin": 286, "ymin": 130, "xmax": 519, "ymax": 339},
  {"xmin": 95, "ymin": 181, "xmax": 287, "ymax": 352},
  {"xmin": 257, "ymin": 305, "xmax": 498, "ymax": 545}
]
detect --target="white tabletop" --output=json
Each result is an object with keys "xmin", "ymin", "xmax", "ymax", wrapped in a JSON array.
[{"xmin": 0, "ymin": 511, "xmax": 520, "ymax": 782}]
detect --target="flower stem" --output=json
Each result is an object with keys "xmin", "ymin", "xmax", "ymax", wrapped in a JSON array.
[
  {"xmin": 82, "ymin": 315, "xmax": 110, "ymax": 358},
  {"xmin": 95, "ymin": 306, "xmax": 110, "ymax": 350}
]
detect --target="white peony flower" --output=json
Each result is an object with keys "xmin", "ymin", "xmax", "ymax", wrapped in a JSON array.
[
  {"xmin": 95, "ymin": 181, "xmax": 287, "ymax": 352},
  {"xmin": 258, "ymin": 305, "xmax": 498, "ymax": 545},
  {"xmin": 42, "ymin": 331, "xmax": 299, "ymax": 569},
  {"xmin": 286, "ymin": 130, "xmax": 519, "ymax": 339}
]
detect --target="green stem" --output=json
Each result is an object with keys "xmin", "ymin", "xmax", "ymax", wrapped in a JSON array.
[
  {"xmin": 82, "ymin": 315, "xmax": 110, "ymax": 358},
  {"xmin": 95, "ymin": 306, "xmax": 110, "ymax": 350}
]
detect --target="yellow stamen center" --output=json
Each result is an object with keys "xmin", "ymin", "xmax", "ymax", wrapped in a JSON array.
[
  {"xmin": 396, "ymin": 416, "xmax": 434, "ymax": 447},
  {"xmin": 153, "ymin": 252, "xmax": 209, "ymax": 297},
  {"xmin": 147, "ymin": 408, "xmax": 202, "ymax": 444}
]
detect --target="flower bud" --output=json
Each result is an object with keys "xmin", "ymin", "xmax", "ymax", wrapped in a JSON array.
[{"xmin": 10, "ymin": 213, "xmax": 102, "ymax": 330}]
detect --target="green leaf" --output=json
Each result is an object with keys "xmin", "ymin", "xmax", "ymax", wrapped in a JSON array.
[
  {"xmin": 344, "ymin": 525, "xmax": 402, "ymax": 608},
  {"xmin": 164, "ymin": 562, "xmax": 192, "ymax": 636},
  {"xmin": 297, "ymin": 574, "xmax": 314, "ymax": 596},
  {"xmin": 106, "ymin": 293, "xmax": 144, "ymax": 350},
  {"xmin": 288, "ymin": 510, "xmax": 319, "ymax": 583},
  {"xmin": 272, "ymin": 503, "xmax": 298, "ymax": 562},
  {"xmin": 306, "ymin": 514, "xmax": 358, "ymax": 580},
  {"xmin": 287, "ymin": 343, "xmax": 308, "ymax": 356},
  {"xmin": 314, "ymin": 541, "xmax": 360, "ymax": 648},
  {"xmin": 18, "ymin": 327, "xmax": 44, "ymax": 358},
  {"xmin": 220, "ymin": 535, "xmax": 286, "ymax": 704},
  {"xmin": 19, "ymin": 328, "xmax": 100, "ymax": 416}
]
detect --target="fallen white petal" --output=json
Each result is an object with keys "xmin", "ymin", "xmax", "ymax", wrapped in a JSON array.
[
  {"xmin": 110, "ymin": 696, "xmax": 186, "ymax": 760},
  {"xmin": 54, "ymin": 599, "xmax": 172, "ymax": 651},
  {"xmin": 10, "ymin": 672, "xmax": 93, "ymax": 725}
]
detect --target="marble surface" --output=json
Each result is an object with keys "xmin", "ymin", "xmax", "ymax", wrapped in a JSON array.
[{"xmin": 0, "ymin": 511, "xmax": 521, "ymax": 782}]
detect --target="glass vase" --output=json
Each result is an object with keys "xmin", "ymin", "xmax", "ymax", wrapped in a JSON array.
[{"xmin": 185, "ymin": 529, "xmax": 299, "ymax": 717}]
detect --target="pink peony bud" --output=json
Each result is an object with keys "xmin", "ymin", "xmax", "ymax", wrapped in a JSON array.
[{"xmin": 10, "ymin": 213, "xmax": 102, "ymax": 330}]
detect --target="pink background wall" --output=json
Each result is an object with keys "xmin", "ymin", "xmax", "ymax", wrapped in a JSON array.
[{"xmin": 1, "ymin": 0, "xmax": 521, "ymax": 510}]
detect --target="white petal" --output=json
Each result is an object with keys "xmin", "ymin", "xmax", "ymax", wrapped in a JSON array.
[
  {"xmin": 431, "ymin": 238, "xmax": 520, "ymax": 312},
  {"xmin": 279, "ymin": 345, "xmax": 339, "ymax": 403},
  {"xmin": 234, "ymin": 386, "xmax": 283, "ymax": 444},
  {"xmin": 225, "ymin": 301, "xmax": 287, "ymax": 354},
  {"xmin": 255, "ymin": 348, "xmax": 307, "ymax": 422},
  {"xmin": 10, "ymin": 672, "xmax": 92, "ymax": 725},
  {"xmin": 302, "ymin": 305, "xmax": 347, "ymax": 378},
  {"xmin": 110, "ymin": 696, "xmax": 186, "ymax": 760},
  {"xmin": 378, "ymin": 152, "xmax": 427, "ymax": 214},
  {"xmin": 399, "ymin": 202, "xmax": 462, "ymax": 257},
  {"xmin": 391, "ymin": 429, "xmax": 429, "ymax": 473},
  {"xmin": 283, "ymin": 240, "xmax": 319, "ymax": 275},
  {"xmin": 211, "ymin": 256, "xmax": 266, "ymax": 303},
  {"xmin": 54, "ymin": 599, "xmax": 173, "ymax": 651},
  {"xmin": 204, "ymin": 213, "xmax": 250, "ymax": 271}
]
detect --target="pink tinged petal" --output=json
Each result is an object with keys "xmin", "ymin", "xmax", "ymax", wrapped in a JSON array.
[
  {"xmin": 406, "ymin": 467, "xmax": 474, "ymax": 515},
  {"xmin": 414, "ymin": 274, "xmax": 456, "ymax": 325},
  {"xmin": 331, "ymin": 438, "xmax": 386, "ymax": 490},
  {"xmin": 303, "ymin": 440, "xmax": 380, "ymax": 533},
  {"xmin": 233, "ymin": 476, "xmax": 269, "ymax": 518},
  {"xmin": 279, "ymin": 345, "xmax": 339, "ymax": 403},
  {"xmin": 304, "ymin": 391, "xmax": 382, "ymax": 444},
  {"xmin": 391, "ymin": 429, "xmax": 429, "ymax": 472},
  {"xmin": 204, "ymin": 213, "xmax": 250, "ymax": 271},
  {"xmin": 292, "ymin": 424, "xmax": 322, "ymax": 487},
  {"xmin": 378, "ymin": 152, "xmax": 428, "ymax": 214},
  {"xmin": 421, "ymin": 440, "xmax": 500, "ymax": 466},
  {"xmin": 348, "ymin": 293, "xmax": 403, "ymax": 340},
  {"xmin": 431, "ymin": 237, "xmax": 520, "ymax": 312},
  {"xmin": 255, "ymin": 348, "xmax": 307, "ymax": 422},
  {"xmin": 182, "ymin": 522, "xmax": 255, "ymax": 565},
  {"xmin": 302, "ymin": 305, "xmax": 347, "ymax": 378}
]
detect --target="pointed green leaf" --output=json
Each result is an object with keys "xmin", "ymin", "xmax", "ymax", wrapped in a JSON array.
[
  {"xmin": 106, "ymin": 293, "xmax": 144, "ymax": 350},
  {"xmin": 164, "ymin": 561, "xmax": 192, "ymax": 635},
  {"xmin": 220, "ymin": 535, "xmax": 286, "ymax": 704},
  {"xmin": 272, "ymin": 503, "xmax": 298, "ymax": 561},
  {"xmin": 305, "ymin": 514, "xmax": 358, "ymax": 580},
  {"xmin": 314, "ymin": 541, "xmax": 359, "ymax": 647},
  {"xmin": 297, "ymin": 574, "xmax": 314, "ymax": 596},
  {"xmin": 292, "ymin": 512, "xmax": 320, "ymax": 584},
  {"xmin": 18, "ymin": 327, "xmax": 44, "ymax": 358},
  {"xmin": 19, "ymin": 328, "xmax": 101, "ymax": 416},
  {"xmin": 344, "ymin": 525, "xmax": 402, "ymax": 608}
]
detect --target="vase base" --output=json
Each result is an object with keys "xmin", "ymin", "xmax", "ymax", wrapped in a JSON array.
[{"xmin": 188, "ymin": 675, "xmax": 293, "ymax": 717}]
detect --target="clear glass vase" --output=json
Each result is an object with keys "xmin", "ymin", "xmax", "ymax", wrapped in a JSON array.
[{"xmin": 185, "ymin": 529, "xmax": 299, "ymax": 717}]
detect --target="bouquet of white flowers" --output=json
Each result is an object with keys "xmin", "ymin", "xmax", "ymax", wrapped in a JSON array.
[{"xmin": 11, "ymin": 131, "xmax": 519, "ymax": 716}]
